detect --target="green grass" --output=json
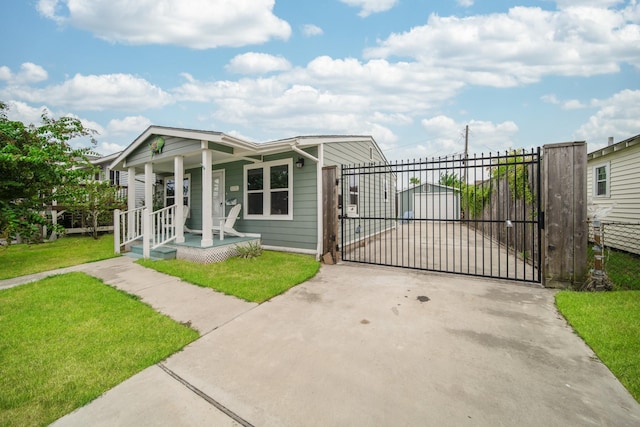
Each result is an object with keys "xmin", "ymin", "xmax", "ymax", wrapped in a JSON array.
[
  {"xmin": 0, "ymin": 272, "xmax": 198, "ymax": 427},
  {"xmin": 0, "ymin": 235, "xmax": 117, "ymax": 280},
  {"xmin": 556, "ymin": 291, "xmax": 640, "ymax": 403},
  {"xmin": 138, "ymin": 250, "xmax": 320, "ymax": 303},
  {"xmin": 604, "ymin": 249, "xmax": 640, "ymax": 291}
]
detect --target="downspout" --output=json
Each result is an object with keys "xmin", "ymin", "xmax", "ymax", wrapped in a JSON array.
[{"xmin": 316, "ymin": 144, "xmax": 324, "ymax": 260}]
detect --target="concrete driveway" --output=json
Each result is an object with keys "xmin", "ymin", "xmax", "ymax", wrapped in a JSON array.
[{"xmin": 51, "ymin": 260, "xmax": 640, "ymax": 426}]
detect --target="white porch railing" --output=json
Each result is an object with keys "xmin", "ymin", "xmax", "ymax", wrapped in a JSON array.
[
  {"xmin": 148, "ymin": 204, "xmax": 178, "ymax": 254},
  {"xmin": 114, "ymin": 204, "xmax": 179, "ymax": 258},
  {"xmin": 114, "ymin": 206, "xmax": 145, "ymax": 254}
]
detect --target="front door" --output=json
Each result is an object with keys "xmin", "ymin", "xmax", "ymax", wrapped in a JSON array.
[{"xmin": 212, "ymin": 170, "xmax": 225, "ymax": 224}]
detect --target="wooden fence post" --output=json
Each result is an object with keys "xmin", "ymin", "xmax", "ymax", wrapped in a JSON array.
[{"xmin": 542, "ymin": 141, "xmax": 588, "ymax": 288}]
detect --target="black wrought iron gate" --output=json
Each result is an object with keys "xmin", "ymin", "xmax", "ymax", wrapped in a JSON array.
[{"xmin": 340, "ymin": 148, "xmax": 542, "ymax": 283}]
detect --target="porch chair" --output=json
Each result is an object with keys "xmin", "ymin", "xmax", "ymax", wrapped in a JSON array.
[
  {"xmin": 212, "ymin": 203, "xmax": 245, "ymax": 238},
  {"xmin": 183, "ymin": 203, "xmax": 245, "ymax": 238}
]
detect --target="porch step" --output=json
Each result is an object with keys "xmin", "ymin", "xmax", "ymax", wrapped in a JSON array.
[{"xmin": 129, "ymin": 244, "xmax": 177, "ymax": 260}]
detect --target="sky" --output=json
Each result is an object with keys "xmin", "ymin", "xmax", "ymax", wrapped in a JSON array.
[{"xmin": 0, "ymin": 0, "xmax": 639, "ymax": 161}]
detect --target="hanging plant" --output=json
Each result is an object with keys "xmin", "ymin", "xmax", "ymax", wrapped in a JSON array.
[{"xmin": 149, "ymin": 137, "xmax": 165, "ymax": 156}]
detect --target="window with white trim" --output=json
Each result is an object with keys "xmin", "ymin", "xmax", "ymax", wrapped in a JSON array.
[
  {"xmin": 165, "ymin": 174, "xmax": 191, "ymax": 207},
  {"xmin": 109, "ymin": 170, "xmax": 120, "ymax": 186},
  {"xmin": 593, "ymin": 163, "xmax": 610, "ymax": 198},
  {"xmin": 244, "ymin": 159, "xmax": 293, "ymax": 220}
]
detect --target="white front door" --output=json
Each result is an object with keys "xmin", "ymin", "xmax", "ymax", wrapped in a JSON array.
[{"xmin": 212, "ymin": 170, "xmax": 225, "ymax": 224}]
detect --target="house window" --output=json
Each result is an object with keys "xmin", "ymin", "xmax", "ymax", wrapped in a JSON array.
[
  {"xmin": 347, "ymin": 175, "xmax": 359, "ymax": 217},
  {"xmin": 593, "ymin": 163, "xmax": 610, "ymax": 198},
  {"xmin": 109, "ymin": 170, "xmax": 120, "ymax": 186},
  {"xmin": 165, "ymin": 174, "xmax": 191, "ymax": 207},
  {"xmin": 244, "ymin": 159, "xmax": 293, "ymax": 220}
]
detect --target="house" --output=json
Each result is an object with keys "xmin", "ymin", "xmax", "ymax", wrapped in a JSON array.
[
  {"xmin": 50, "ymin": 152, "xmax": 132, "ymax": 236},
  {"xmin": 397, "ymin": 182, "xmax": 460, "ymax": 221},
  {"xmin": 109, "ymin": 126, "xmax": 391, "ymax": 262},
  {"xmin": 587, "ymin": 134, "xmax": 640, "ymax": 255}
]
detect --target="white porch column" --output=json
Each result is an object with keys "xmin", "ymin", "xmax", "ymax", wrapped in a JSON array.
[
  {"xmin": 144, "ymin": 162, "xmax": 154, "ymax": 209},
  {"xmin": 127, "ymin": 166, "xmax": 136, "ymax": 241},
  {"xmin": 127, "ymin": 166, "xmax": 136, "ymax": 211},
  {"xmin": 174, "ymin": 156, "xmax": 185, "ymax": 243},
  {"xmin": 201, "ymin": 149, "xmax": 213, "ymax": 246},
  {"xmin": 144, "ymin": 162, "xmax": 154, "ymax": 255}
]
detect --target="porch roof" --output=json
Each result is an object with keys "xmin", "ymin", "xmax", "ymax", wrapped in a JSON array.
[{"xmin": 109, "ymin": 125, "xmax": 386, "ymax": 172}]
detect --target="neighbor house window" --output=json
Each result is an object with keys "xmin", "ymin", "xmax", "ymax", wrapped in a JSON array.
[
  {"xmin": 347, "ymin": 175, "xmax": 359, "ymax": 217},
  {"xmin": 244, "ymin": 159, "xmax": 293, "ymax": 220},
  {"xmin": 109, "ymin": 170, "xmax": 120, "ymax": 186},
  {"xmin": 165, "ymin": 174, "xmax": 191, "ymax": 207},
  {"xmin": 593, "ymin": 163, "xmax": 610, "ymax": 197}
]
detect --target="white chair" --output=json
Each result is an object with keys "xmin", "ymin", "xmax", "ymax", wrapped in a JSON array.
[{"xmin": 213, "ymin": 204, "xmax": 244, "ymax": 239}]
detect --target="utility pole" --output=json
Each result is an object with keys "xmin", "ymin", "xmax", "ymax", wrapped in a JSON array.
[{"xmin": 462, "ymin": 124, "xmax": 469, "ymax": 184}]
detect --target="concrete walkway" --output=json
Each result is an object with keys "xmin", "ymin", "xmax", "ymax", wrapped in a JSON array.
[
  {"xmin": 0, "ymin": 256, "xmax": 257, "ymax": 335},
  {"xmin": 3, "ymin": 258, "xmax": 640, "ymax": 426}
]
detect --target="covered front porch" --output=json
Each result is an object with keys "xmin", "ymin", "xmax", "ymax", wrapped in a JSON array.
[{"xmin": 109, "ymin": 126, "xmax": 323, "ymax": 262}]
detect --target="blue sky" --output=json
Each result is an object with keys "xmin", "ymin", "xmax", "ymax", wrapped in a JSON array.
[{"xmin": 1, "ymin": 0, "xmax": 638, "ymax": 160}]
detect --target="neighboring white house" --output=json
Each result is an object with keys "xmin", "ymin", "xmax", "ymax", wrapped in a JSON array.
[
  {"xmin": 587, "ymin": 133, "xmax": 640, "ymax": 255},
  {"xmin": 91, "ymin": 152, "xmax": 148, "ymax": 208},
  {"xmin": 397, "ymin": 183, "xmax": 460, "ymax": 221}
]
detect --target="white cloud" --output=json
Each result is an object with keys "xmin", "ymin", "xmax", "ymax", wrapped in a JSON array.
[
  {"xmin": 0, "ymin": 66, "xmax": 11, "ymax": 81},
  {"xmin": 2, "ymin": 100, "xmax": 49, "ymax": 125},
  {"xmin": 575, "ymin": 89, "xmax": 640, "ymax": 149},
  {"xmin": 0, "ymin": 63, "xmax": 48, "ymax": 84},
  {"xmin": 2, "ymin": 73, "xmax": 172, "ymax": 111},
  {"xmin": 457, "ymin": 0, "xmax": 474, "ymax": 7},
  {"xmin": 173, "ymin": 53, "xmax": 467, "ymax": 143},
  {"xmin": 64, "ymin": 113, "xmax": 105, "ymax": 136},
  {"xmin": 97, "ymin": 141, "xmax": 127, "ymax": 155},
  {"xmin": 226, "ymin": 52, "xmax": 292, "ymax": 74},
  {"xmin": 421, "ymin": 115, "xmax": 520, "ymax": 155},
  {"xmin": 302, "ymin": 24, "xmax": 324, "ymax": 37},
  {"xmin": 563, "ymin": 99, "xmax": 588, "ymax": 110},
  {"xmin": 107, "ymin": 115, "xmax": 152, "ymax": 135},
  {"xmin": 19, "ymin": 63, "xmax": 48, "ymax": 83},
  {"xmin": 541, "ymin": 94, "xmax": 560, "ymax": 104},
  {"xmin": 364, "ymin": 5, "xmax": 640, "ymax": 86},
  {"xmin": 340, "ymin": 0, "xmax": 399, "ymax": 17},
  {"xmin": 37, "ymin": 0, "xmax": 291, "ymax": 49}
]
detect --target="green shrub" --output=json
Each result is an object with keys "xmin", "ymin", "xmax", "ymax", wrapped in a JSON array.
[{"xmin": 236, "ymin": 240, "xmax": 263, "ymax": 259}]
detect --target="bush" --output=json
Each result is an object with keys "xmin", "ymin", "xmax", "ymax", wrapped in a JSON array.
[{"xmin": 236, "ymin": 241, "xmax": 263, "ymax": 259}]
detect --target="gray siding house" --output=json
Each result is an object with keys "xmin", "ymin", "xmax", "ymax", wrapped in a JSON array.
[
  {"xmin": 587, "ymin": 134, "xmax": 640, "ymax": 255},
  {"xmin": 109, "ymin": 126, "xmax": 390, "ymax": 260}
]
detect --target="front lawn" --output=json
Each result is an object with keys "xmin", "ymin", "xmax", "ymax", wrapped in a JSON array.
[
  {"xmin": 556, "ymin": 291, "xmax": 640, "ymax": 403},
  {"xmin": 138, "ymin": 250, "xmax": 320, "ymax": 303},
  {"xmin": 0, "ymin": 235, "xmax": 117, "ymax": 280},
  {"xmin": 0, "ymin": 272, "xmax": 198, "ymax": 426}
]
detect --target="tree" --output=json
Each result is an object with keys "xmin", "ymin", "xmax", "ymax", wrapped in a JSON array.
[
  {"xmin": 0, "ymin": 102, "xmax": 96, "ymax": 242},
  {"xmin": 409, "ymin": 176, "xmax": 421, "ymax": 186},
  {"xmin": 67, "ymin": 180, "xmax": 124, "ymax": 239}
]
